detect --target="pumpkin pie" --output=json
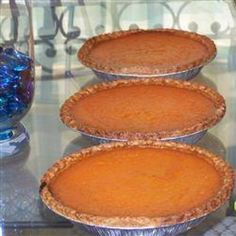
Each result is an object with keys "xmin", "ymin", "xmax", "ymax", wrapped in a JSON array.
[
  {"xmin": 78, "ymin": 29, "xmax": 216, "ymax": 75},
  {"xmin": 40, "ymin": 141, "xmax": 234, "ymax": 227},
  {"xmin": 60, "ymin": 79, "xmax": 225, "ymax": 141}
]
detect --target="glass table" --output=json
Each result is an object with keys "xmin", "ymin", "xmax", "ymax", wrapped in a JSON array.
[{"xmin": 1, "ymin": 0, "xmax": 236, "ymax": 235}]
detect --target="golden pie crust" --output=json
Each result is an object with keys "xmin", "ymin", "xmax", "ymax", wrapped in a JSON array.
[
  {"xmin": 60, "ymin": 78, "xmax": 225, "ymax": 140},
  {"xmin": 40, "ymin": 141, "xmax": 234, "ymax": 228},
  {"xmin": 78, "ymin": 29, "xmax": 216, "ymax": 75}
]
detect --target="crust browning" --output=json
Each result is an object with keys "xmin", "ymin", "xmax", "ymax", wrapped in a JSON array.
[
  {"xmin": 40, "ymin": 141, "xmax": 234, "ymax": 228},
  {"xmin": 78, "ymin": 29, "xmax": 216, "ymax": 75},
  {"xmin": 60, "ymin": 78, "xmax": 226, "ymax": 140}
]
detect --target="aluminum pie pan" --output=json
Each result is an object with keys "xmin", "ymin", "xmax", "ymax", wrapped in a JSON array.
[
  {"xmin": 90, "ymin": 46, "xmax": 217, "ymax": 81},
  {"xmin": 80, "ymin": 129, "xmax": 207, "ymax": 144},
  {"xmin": 40, "ymin": 140, "xmax": 233, "ymax": 235},
  {"xmin": 92, "ymin": 65, "xmax": 203, "ymax": 81},
  {"xmin": 74, "ymin": 216, "xmax": 206, "ymax": 236}
]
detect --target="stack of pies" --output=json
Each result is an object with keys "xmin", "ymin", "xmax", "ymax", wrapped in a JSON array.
[{"xmin": 40, "ymin": 29, "xmax": 234, "ymax": 235}]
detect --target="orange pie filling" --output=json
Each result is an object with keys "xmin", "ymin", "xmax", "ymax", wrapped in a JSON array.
[
  {"xmin": 70, "ymin": 84, "xmax": 217, "ymax": 134},
  {"xmin": 49, "ymin": 147, "xmax": 222, "ymax": 218},
  {"xmin": 87, "ymin": 32, "xmax": 208, "ymax": 72}
]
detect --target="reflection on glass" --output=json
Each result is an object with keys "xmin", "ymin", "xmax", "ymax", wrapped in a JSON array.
[
  {"xmin": 194, "ymin": 73, "xmax": 217, "ymax": 90},
  {"xmin": 0, "ymin": 142, "xmax": 72, "ymax": 227},
  {"xmin": 197, "ymin": 133, "xmax": 226, "ymax": 159},
  {"xmin": 0, "ymin": 144, "xmax": 38, "ymax": 224},
  {"xmin": 64, "ymin": 135, "xmax": 94, "ymax": 156}
]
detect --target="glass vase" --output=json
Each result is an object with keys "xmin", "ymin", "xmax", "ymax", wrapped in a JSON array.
[{"xmin": 0, "ymin": 1, "xmax": 34, "ymax": 157}]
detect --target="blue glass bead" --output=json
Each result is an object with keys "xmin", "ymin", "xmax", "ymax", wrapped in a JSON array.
[
  {"xmin": 0, "ymin": 53, "xmax": 29, "ymax": 72},
  {"xmin": 0, "ymin": 108, "xmax": 8, "ymax": 121},
  {"xmin": 0, "ymin": 96, "xmax": 7, "ymax": 106},
  {"xmin": 4, "ymin": 48, "xmax": 31, "ymax": 72},
  {"xmin": 12, "ymin": 83, "xmax": 19, "ymax": 91},
  {"xmin": 0, "ymin": 75, "xmax": 19, "ymax": 92},
  {"xmin": 0, "ymin": 65, "xmax": 18, "ymax": 78},
  {"xmin": 7, "ymin": 103, "xmax": 19, "ymax": 115},
  {"xmin": 0, "ymin": 129, "xmax": 13, "ymax": 140},
  {"xmin": 4, "ymin": 48, "xmax": 31, "ymax": 62}
]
